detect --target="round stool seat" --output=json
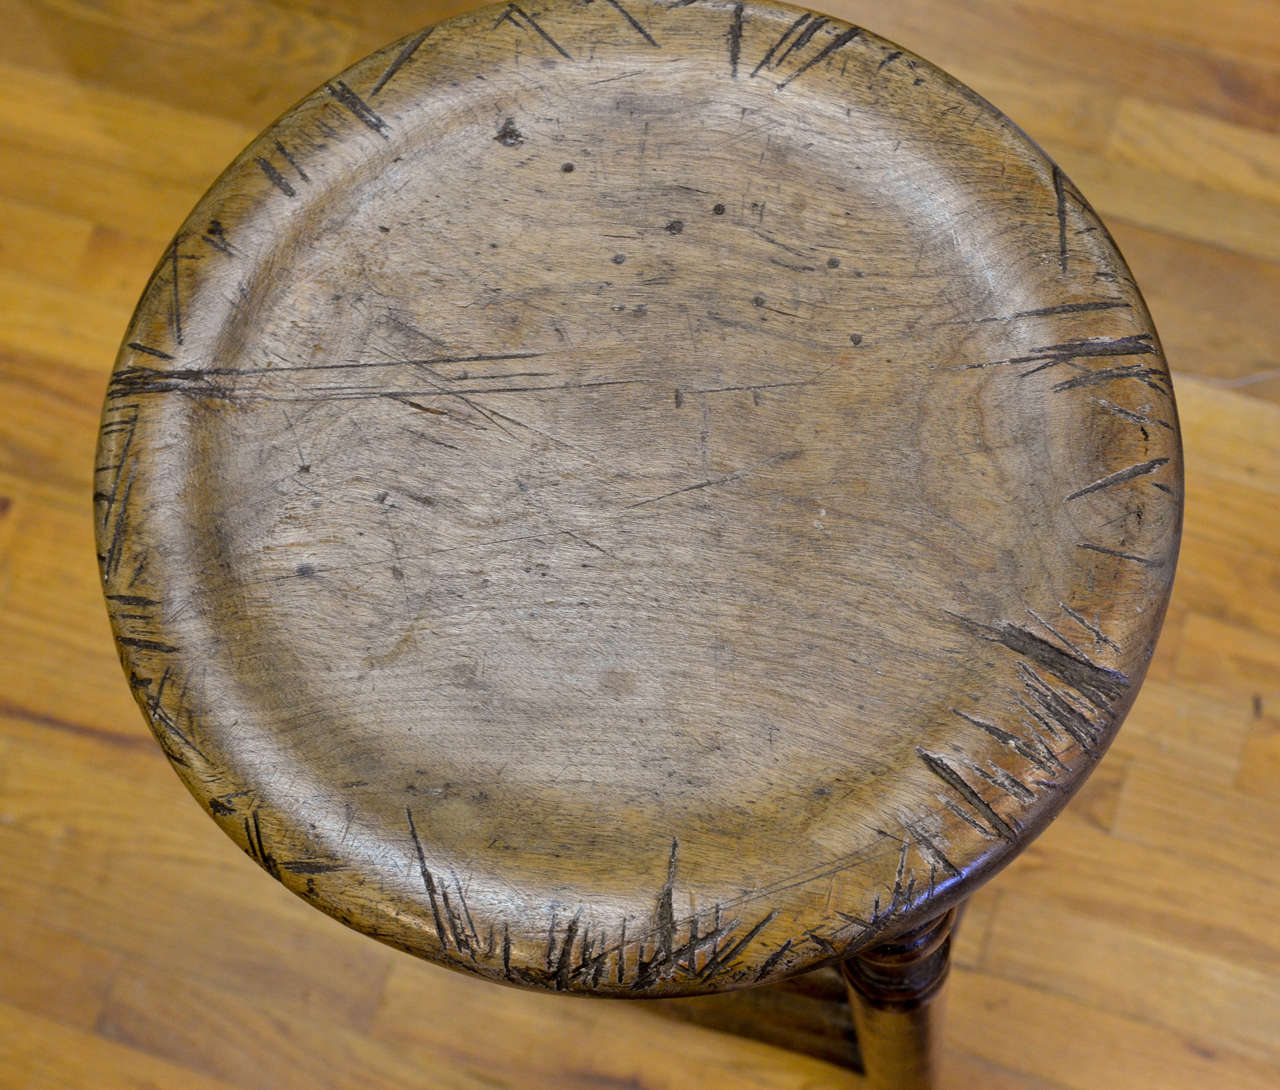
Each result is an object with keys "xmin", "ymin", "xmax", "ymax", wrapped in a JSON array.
[{"xmin": 96, "ymin": 0, "xmax": 1181, "ymax": 996}]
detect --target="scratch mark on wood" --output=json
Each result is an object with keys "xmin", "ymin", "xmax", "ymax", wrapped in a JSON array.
[
  {"xmin": 1053, "ymin": 364, "xmax": 1170, "ymax": 395},
  {"xmin": 406, "ymin": 807, "xmax": 451, "ymax": 954},
  {"xmin": 775, "ymin": 16, "xmax": 827, "ymax": 68},
  {"xmin": 727, "ymin": 2, "xmax": 744, "ymax": 77},
  {"xmin": 624, "ymin": 450, "xmax": 800, "ymax": 509},
  {"xmin": 752, "ymin": 12, "xmax": 810, "ymax": 75},
  {"xmin": 917, "ymin": 748, "xmax": 1016, "ymax": 840},
  {"xmin": 1025, "ymin": 607, "xmax": 1088, "ymax": 660},
  {"xmin": 1016, "ymin": 695, "xmax": 1063, "ymax": 741},
  {"xmin": 326, "ymin": 81, "xmax": 390, "ymax": 137},
  {"xmin": 769, "ymin": 256, "xmax": 817, "ymax": 272},
  {"xmin": 125, "ymin": 667, "xmax": 207, "ymax": 763},
  {"xmin": 117, "ymin": 635, "xmax": 179, "ymax": 653},
  {"xmin": 1077, "ymin": 542, "xmax": 1161, "ymax": 567},
  {"xmin": 439, "ymin": 879, "xmax": 476, "ymax": 961},
  {"xmin": 905, "ymin": 822, "xmax": 961, "ymax": 878},
  {"xmin": 778, "ymin": 26, "xmax": 862, "ymax": 88},
  {"xmin": 952, "ymin": 708, "xmax": 1064, "ymax": 774},
  {"xmin": 1091, "ymin": 396, "xmax": 1173, "ymax": 430},
  {"xmin": 453, "ymin": 872, "xmax": 483, "ymax": 955},
  {"xmin": 969, "ymin": 759, "xmax": 1037, "ymax": 803},
  {"xmin": 633, "ymin": 915, "xmax": 740, "ymax": 989},
  {"xmin": 1018, "ymin": 663, "xmax": 1105, "ymax": 752},
  {"xmin": 101, "ymin": 460, "xmax": 135, "ymax": 579},
  {"xmin": 1065, "ymin": 458, "xmax": 1169, "ymax": 501},
  {"xmin": 891, "ymin": 837, "xmax": 909, "ymax": 908},
  {"xmin": 126, "ymin": 342, "xmax": 173, "ymax": 360},
  {"xmin": 972, "ymin": 299, "xmax": 1131, "ymax": 324},
  {"xmin": 546, "ymin": 907, "xmax": 558, "ymax": 971},
  {"xmin": 281, "ymin": 859, "xmax": 343, "ymax": 874},
  {"xmin": 247, "ymin": 810, "xmax": 280, "ymax": 878},
  {"xmin": 168, "ymin": 239, "xmax": 183, "ymax": 346},
  {"xmin": 753, "ymin": 938, "xmax": 793, "ymax": 981},
  {"xmin": 371, "ymin": 27, "xmax": 434, "ymax": 97},
  {"xmin": 965, "ymin": 334, "xmax": 1156, "ymax": 372},
  {"xmin": 201, "ymin": 220, "xmax": 232, "ymax": 255},
  {"xmin": 656, "ymin": 837, "xmax": 678, "ymax": 964},
  {"xmin": 1059, "ymin": 601, "xmax": 1122, "ymax": 652},
  {"xmin": 697, "ymin": 911, "xmax": 778, "ymax": 980},
  {"xmin": 948, "ymin": 612, "xmax": 1127, "ymax": 707},
  {"xmin": 803, "ymin": 928, "xmax": 838, "ymax": 956},
  {"xmin": 273, "ymin": 140, "xmax": 310, "ymax": 182},
  {"xmin": 603, "ymin": 0, "xmax": 659, "ymax": 46},
  {"xmin": 554, "ymin": 907, "xmax": 583, "ymax": 989},
  {"xmin": 1053, "ymin": 165, "xmax": 1069, "ymax": 272},
  {"xmin": 256, "ymin": 156, "xmax": 297, "ymax": 197},
  {"xmin": 495, "ymin": 5, "xmax": 573, "ymax": 60}
]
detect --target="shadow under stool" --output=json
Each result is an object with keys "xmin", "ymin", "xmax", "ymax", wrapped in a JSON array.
[{"xmin": 95, "ymin": 3, "xmax": 1183, "ymax": 1086}]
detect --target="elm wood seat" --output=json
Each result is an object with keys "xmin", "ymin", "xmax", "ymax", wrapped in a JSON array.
[{"xmin": 95, "ymin": 1, "xmax": 1182, "ymax": 1085}]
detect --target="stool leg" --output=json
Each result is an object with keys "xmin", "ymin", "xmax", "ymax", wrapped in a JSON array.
[{"xmin": 840, "ymin": 906, "xmax": 959, "ymax": 1090}]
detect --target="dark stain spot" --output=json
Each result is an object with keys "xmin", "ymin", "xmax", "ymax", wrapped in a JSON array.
[
  {"xmin": 752, "ymin": 295, "xmax": 765, "ymax": 307},
  {"xmin": 674, "ymin": 389, "xmax": 684, "ymax": 408},
  {"xmin": 665, "ymin": 219, "xmax": 684, "ymax": 235},
  {"xmin": 827, "ymin": 256, "xmax": 840, "ymax": 268},
  {"xmin": 495, "ymin": 118, "xmax": 524, "ymax": 147},
  {"xmin": 850, "ymin": 333, "xmax": 863, "ymax": 345},
  {"xmin": 0, "ymin": 497, "xmax": 10, "ymax": 517},
  {"xmin": 297, "ymin": 463, "xmax": 311, "ymax": 474},
  {"xmin": 1255, "ymin": 693, "xmax": 1264, "ymax": 717},
  {"xmin": 390, "ymin": 565, "xmax": 405, "ymax": 581},
  {"xmin": 375, "ymin": 490, "xmax": 389, "ymax": 503},
  {"xmin": 209, "ymin": 797, "xmax": 235, "ymax": 816},
  {"xmin": 377, "ymin": 225, "xmax": 391, "ymax": 234},
  {"xmin": 296, "ymin": 563, "xmax": 315, "ymax": 577},
  {"xmin": 561, "ymin": 162, "xmax": 575, "ymax": 172},
  {"xmin": 612, "ymin": 253, "xmax": 627, "ymax": 264},
  {"xmin": 712, "ymin": 203, "xmax": 726, "ymax": 215}
]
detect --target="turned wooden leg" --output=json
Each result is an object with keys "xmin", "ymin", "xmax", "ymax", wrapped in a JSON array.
[{"xmin": 840, "ymin": 907, "xmax": 958, "ymax": 1090}]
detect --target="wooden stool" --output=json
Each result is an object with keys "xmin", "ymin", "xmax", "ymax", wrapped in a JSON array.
[{"xmin": 95, "ymin": 3, "xmax": 1182, "ymax": 1086}]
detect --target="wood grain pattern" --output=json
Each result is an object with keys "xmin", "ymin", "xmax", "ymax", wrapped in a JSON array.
[
  {"xmin": 1, "ymin": 0, "xmax": 1277, "ymax": 1087},
  {"xmin": 93, "ymin": 0, "xmax": 1180, "ymax": 999}
]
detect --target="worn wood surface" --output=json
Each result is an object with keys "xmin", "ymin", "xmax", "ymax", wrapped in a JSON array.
[
  {"xmin": 95, "ymin": 0, "xmax": 1180, "ymax": 999},
  {"xmin": 1, "ymin": 0, "xmax": 1277, "ymax": 1087}
]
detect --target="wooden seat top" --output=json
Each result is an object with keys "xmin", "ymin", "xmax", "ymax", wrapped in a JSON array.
[{"xmin": 96, "ymin": 0, "xmax": 1182, "ymax": 996}]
